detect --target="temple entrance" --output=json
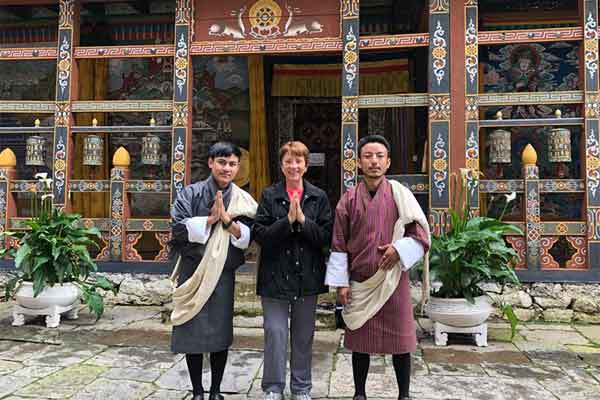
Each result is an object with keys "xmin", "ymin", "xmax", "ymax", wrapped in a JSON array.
[{"xmin": 269, "ymin": 96, "xmax": 341, "ymax": 207}]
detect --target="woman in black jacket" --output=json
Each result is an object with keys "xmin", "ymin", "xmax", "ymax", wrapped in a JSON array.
[{"xmin": 253, "ymin": 141, "xmax": 333, "ymax": 400}]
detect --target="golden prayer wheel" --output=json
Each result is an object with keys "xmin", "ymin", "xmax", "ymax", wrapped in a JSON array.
[
  {"xmin": 488, "ymin": 129, "xmax": 511, "ymax": 164},
  {"xmin": 25, "ymin": 135, "xmax": 47, "ymax": 166},
  {"xmin": 547, "ymin": 127, "xmax": 571, "ymax": 163},
  {"xmin": 142, "ymin": 135, "xmax": 161, "ymax": 165},
  {"xmin": 83, "ymin": 135, "xmax": 104, "ymax": 166}
]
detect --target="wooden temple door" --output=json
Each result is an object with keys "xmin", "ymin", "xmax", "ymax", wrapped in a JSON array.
[{"xmin": 293, "ymin": 101, "xmax": 341, "ymax": 208}]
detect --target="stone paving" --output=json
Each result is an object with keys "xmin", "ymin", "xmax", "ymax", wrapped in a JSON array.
[{"xmin": 0, "ymin": 300, "xmax": 600, "ymax": 399}]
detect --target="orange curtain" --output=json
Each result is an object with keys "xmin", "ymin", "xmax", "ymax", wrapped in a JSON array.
[
  {"xmin": 271, "ymin": 59, "xmax": 410, "ymax": 97},
  {"xmin": 248, "ymin": 55, "xmax": 271, "ymax": 200},
  {"xmin": 73, "ymin": 59, "xmax": 109, "ymax": 217}
]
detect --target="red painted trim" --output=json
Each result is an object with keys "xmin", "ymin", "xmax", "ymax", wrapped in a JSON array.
[
  {"xmin": 450, "ymin": 0, "xmax": 466, "ymax": 179},
  {"xmin": 74, "ymin": 45, "xmax": 175, "ymax": 58},
  {"xmin": 478, "ymin": 27, "xmax": 583, "ymax": 44}
]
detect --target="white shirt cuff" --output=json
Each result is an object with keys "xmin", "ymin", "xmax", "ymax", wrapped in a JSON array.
[
  {"xmin": 392, "ymin": 237, "xmax": 425, "ymax": 271},
  {"xmin": 325, "ymin": 251, "xmax": 349, "ymax": 287},
  {"xmin": 231, "ymin": 222, "xmax": 250, "ymax": 249},
  {"xmin": 184, "ymin": 216, "xmax": 211, "ymax": 244}
]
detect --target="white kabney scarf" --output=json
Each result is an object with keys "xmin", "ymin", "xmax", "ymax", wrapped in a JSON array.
[
  {"xmin": 342, "ymin": 180, "xmax": 431, "ymax": 331},
  {"xmin": 170, "ymin": 184, "xmax": 257, "ymax": 326}
]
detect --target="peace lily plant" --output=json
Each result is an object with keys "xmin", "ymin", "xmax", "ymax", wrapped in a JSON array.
[
  {"xmin": 0, "ymin": 173, "xmax": 118, "ymax": 320},
  {"xmin": 425, "ymin": 168, "xmax": 523, "ymax": 338}
]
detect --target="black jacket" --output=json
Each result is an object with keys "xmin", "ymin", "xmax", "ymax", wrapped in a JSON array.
[{"xmin": 253, "ymin": 180, "xmax": 333, "ymax": 300}]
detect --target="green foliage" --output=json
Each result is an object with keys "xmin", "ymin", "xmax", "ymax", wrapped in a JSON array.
[
  {"xmin": 424, "ymin": 169, "xmax": 523, "ymax": 340},
  {"xmin": 1, "ymin": 175, "xmax": 118, "ymax": 320}
]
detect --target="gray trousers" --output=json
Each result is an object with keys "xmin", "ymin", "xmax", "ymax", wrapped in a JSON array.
[{"xmin": 261, "ymin": 295, "xmax": 318, "ymax": 395}]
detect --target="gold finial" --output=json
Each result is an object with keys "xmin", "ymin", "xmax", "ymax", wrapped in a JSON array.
[
  {"xmin": 522, "ymin": 144, "xmax": 538, "ymax": 166},
  {"xmin": 555, "ymin": 109, "xmax": 562, "ymax": 118},
  {"xmin": 150, "ymin": 117, "xmax": 156, "ymax": 126},
  {"xmin": 495, "ymin": 111, "xmax": 503, "ymax": 120},
  {"xmin": 92, "ymin": 118, "xmax": 98, "ymax": 127},
  {"xmin": 34, "ymin": 119, "xmax": 40, "ymax": 127},
  {"xmin": 112, "ymin": 146, "xmax": 131, "ymax": 167},
  {"xmin": 0, "ymin": 148, "xmax": 17, "ymax": 167}
]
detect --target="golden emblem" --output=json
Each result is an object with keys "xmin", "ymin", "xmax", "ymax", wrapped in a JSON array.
[{"xmin": 249, "ymin": 0, "xmax": 282, "ymax": 31}]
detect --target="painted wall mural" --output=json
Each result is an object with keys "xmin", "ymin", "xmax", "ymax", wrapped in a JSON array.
[
  {"xmin": 482, "ymin": 42, "xmax": 581, "ymax": 118},
  {"xmin": 191, "ymin": 56, "xmax": 250, "ymax": 183},
  {"xmin": 107, "ymin": 58, "xmax": 174, "ymax": 100},
  {"xmin": 0, "ymin": 61, "xmax": 56, "ymax": 101},
  {"xmin": 195, "ymin": 0, "xmax": 340, "ymax": 41}
]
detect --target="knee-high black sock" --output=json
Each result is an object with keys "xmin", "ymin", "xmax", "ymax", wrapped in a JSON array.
[
  {"xmin": 352, "ymin": 352, "xmax": 370, "ymax": 397},
  {"xmin": 209, "ymin": 349, "xmax": 228, "ymax": 394},
  {"xmin": 186, "ymin": 354, "xmax": 205, "ymax": 396},
  {"xmin": 392, "ymin": 353, "xmax": 411, "ymax": 398}
]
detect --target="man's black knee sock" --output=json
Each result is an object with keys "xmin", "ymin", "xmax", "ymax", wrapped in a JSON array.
[
  {"xmin": 186, "ymin": 353, "xmax": 205, "ymax": 396},
  {"xmin": 209, "ymin": 349, "xmax": 228, "ymax": 394},
  {"xmin": 352, "ymin": 352, "xmax": 370, "ymax": 396},
  {"xmin": 392, "ymin": 353, "xmax": 411, "ymax": 398}
]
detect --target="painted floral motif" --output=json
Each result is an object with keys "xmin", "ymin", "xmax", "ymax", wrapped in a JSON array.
[
  {"xmin": 432, "ymin": 133, "xmax": 448, "ymax": 198},
  {"xmin": 342, "ymin": 133, "xmax": 357, "ymax": 190},
  {"xmin": 465, "ymin": 96, "xmax": 478, "ymax": 120},
  {"xmin": 586, "ymin": 94, "xmax": 600, "ymax": 118},
  {"xmin": 565, "ymin": 236, "xmax": 587, "ymax": 269},
  {"xmin": 585, "ymin": 11, "xmax": 599, "ymax": 81},
  {"xmin": 172, "ymin": 136, "xmax": 186, "ymax": 196},
  {"xmin": 430, "ymin": 0, "xmax": 449, "ymax": 13},
  {"xmin": 344, "ymin": 26, "xmax": 358, "ymax": 91},
  {"xmin": 429, "ymin": 95, "xmax": 450, "ymax": 120},
  {"xmin": 53, "ymin": 135, "xmax": 66, "ymax": 199},
  {"xmin": 110, "ymin": 187, "xmax": 124, "ymax": 259},
  {"xmin": 176, "ymin": 0, "xmax": 192, "ymax": 24},
  {"xmin": 175, "ymin": 33, "xmax": 188, "ymax": 96},
  {"xmin": 173, "ymin": 103, "xmax": 188, "ymax": 127},
  {"xmin": 588, "ymin": 208, "xmax": 600, "ymax": 240},
  {"xmin": 341, "ymin": 97, "xmax": 358, "ymax": 122},
  {"xmin": 465, "ymin": 17, "xmax": 478, "ymax": 86},
  {"xmin": 465, "ymin": 129, "xmax": 479, "ymax": 198},
  {"xmin": 432, "ymin": 20, "xmax": 447, "ymax": 86},
  {"xmin": 342, "ymin": 0, "xmax": 359, "ymax": 17},
  {"xmin": 57, "ymin": 35, "xmax": 71, "ymax": 97},
  {"xmin": 587, "ymin": 128, "xmax": 600, "ymax": 199},
  {"xmin": 59, "ymin": 0, "xmax": 74, "ymax": 29}
]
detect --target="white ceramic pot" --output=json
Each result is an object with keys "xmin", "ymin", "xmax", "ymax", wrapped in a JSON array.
[
  {"xmin": 425, "ymin": 295, "xmax": 493, "ymax": 328},
  {"xmin": 15, "ymin": 281, "xmax": 80, "ymax": 310}
]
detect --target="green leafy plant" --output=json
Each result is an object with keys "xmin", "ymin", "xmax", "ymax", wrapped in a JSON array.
[
  {"xmin": 0, "ymin": 173, "xmax": 118, "ymax": 320},
  {"xmin": 426, "ymin": 169, "xmax": 523, "ymax": 339}
]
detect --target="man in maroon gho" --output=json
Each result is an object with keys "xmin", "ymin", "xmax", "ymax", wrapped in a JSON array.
[{"xmin": 325, "ymin": 135, "xmax": 430, "ymax": 400}]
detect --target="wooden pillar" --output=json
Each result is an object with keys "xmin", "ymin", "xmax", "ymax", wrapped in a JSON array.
[
  {"xmin": 340, "ymin": 0, "xmax": 360, "ymax": 193},
  {"xmin": 583, "ymin": 0, "xmax": 600, "ymax": 268},
  {"xmin": 52, "ymin": 0, "xmax": 78, "ymax": 212},
  {"xmin": 0, "ymin": 149, "xmax": 17, "ymax": 248},
  {"xmin": 109, "ymin": 148, "xmax": 131, "ymax": 261},
  {"xmin": 428, "ymin": 0, "xmax": 452, "ymax": 234},
  {"xmin": 464, "ymin": 0, "xmax": 480, "ymax": 212},
  {"xmin": 449, "ymin": 0, "xmax": 466, "ymax": 193},
  {"xmin": 171, "ymin": 0, "xmax": 194, "ymax": 203},
  {"xmin": 522, "ymin": 145, "xmax": 541, "ymax": 269}
]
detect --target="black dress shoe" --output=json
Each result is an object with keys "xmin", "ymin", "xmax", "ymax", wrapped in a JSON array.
[
  {"xmin": 353, "ymin": 395, "xmax": 367, "ymax": 400},
  {"xmin": 208, "ymin": 394, "xmax": 224, "ymax": 400},
  {"xmin": 192, "ymin": 395, "xmax": 204, "ymax": 400}
]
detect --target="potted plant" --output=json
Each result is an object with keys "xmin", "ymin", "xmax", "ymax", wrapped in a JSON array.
[
  {"xmin": 423, "ymin": 169, "xmax": 522, "ymax": 344},
  {"xmin": 0, "ymin": 173, "xmax": 118, "ymax": 327}
]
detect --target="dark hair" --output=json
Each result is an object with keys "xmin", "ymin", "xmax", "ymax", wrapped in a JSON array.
[
  {"xmin": 357, "ymin": 135, "xmax": 391, "ymax": 157},
  {"xmin": 208, "ymin": 141, "xmax": 241, "ymax": 160}
]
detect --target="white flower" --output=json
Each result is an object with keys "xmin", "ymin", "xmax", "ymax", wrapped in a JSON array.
[
  {"xmin": 504, "ymin": 192, "xmax": 517, "ymax": 204},
  {"xmin": 41, "ymin": 194, "xmax": 54, "ymax": 201},
  {"xmin": 35, "ymin": 172, "xmax": 53, "ymax": 190}
]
